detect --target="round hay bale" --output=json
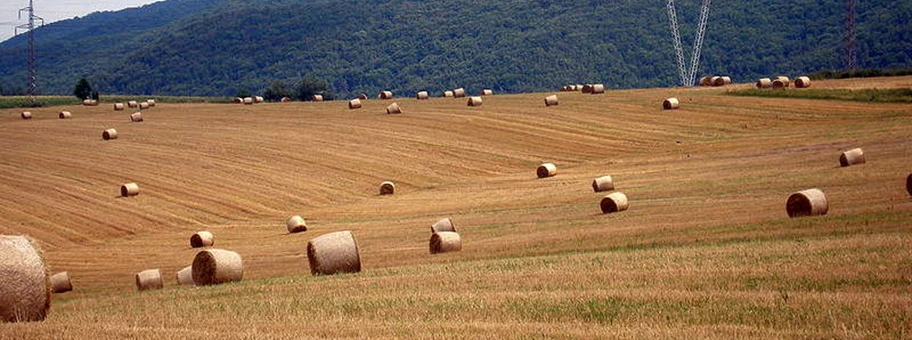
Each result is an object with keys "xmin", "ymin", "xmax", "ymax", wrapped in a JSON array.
[
  {"xmin": 114, "ymin": 103, "xmax": 125, "ymax": 111},
  {"xmin": 121, "ymin": 182, "xmax": 140, "ymax": 197},
  {"xmin": 600, "ymin": 192, "xmax": 629, "ymax": 214},
  {"xmin": 232, "ymin": 97, "xmax": 243, "ymax": 104},
  {"xmin": 386, "ymin": 102, "xmax": 402, "ymax": 114},
  {"xmin": 592, "ymin": 175, "xmax": 614, "ymax": 192},
  {"xmin": 906, "ymin": 173, "xmax": 911, "ymax": 196},
  {"xmin": 431, "ymin": 217, "xmax": 456, "ymax": 233},
  {"xmin": 795, "ymin": 76, "xmax": 811, "ymax": 88},
  {"xmin": 379, "ymin": 181, "xmax": 395, "ymax": 195},
  {"xmin": 254, "ymin": 96, "xmax": 264, "ymax": 103},
  {"xmin": 102, "ymin": 128, "xmax": 118, "ymax": 141},
  {"xmin": 286, "ymin": 215, "xmax": 307, "ymax": 233},
  {"xmin": 49, "ymin": 272, "xmax": 72, "ymax": 293},
  {"xmin": 467, "ymin": 96, "xmax": 483, "ymax": 107},
  {"xmin": 128, "ymin": 101, "xmax": 139, "ymax": 108},
  {"xmin": 130, "ymin": 112, "xmax": 143, "ymax": 122},
  {"xmin": 430, "ymin": 232, "xmax": 462, "ymax": 254},
  {"xmin": 20, "ymin": 112, "xmax": 32, "ymax": 120},
  {"xmin": 537, "ymin": 163, "xmax": 557, "ymax": 178},
  {"xmin": 786, "ymin": 188, "xmax": 828, "ymax": 218},
  {"xmin": 699, "ymin": 76, "xmax": 713, "ymax": 86},
  {"xmin": 0, "ymin": 235, "xmax": 50, "ymax": 322},
  {"xmin": 756, "ymin": 78, "xmax": 772, "ymax": 88},
  {"xmin": 582, "ymin": 84, "xmax": 593, "ymax": 93},
  {"xmin": 453, "ymin": 88, "xmax": 466, "ymax": 98},
  {"xmin": 721, "ymin": 76, "xmax": 732, "ymax": 85},
  {"xmin": 243, "ymin": 97, "xmax": 254, "ymax": 105},
  {"xmin": 776, "ymin": 76, "xmax": 790, "ymax": 87},
  {"xmin": 358, "ymin": 93, "xmax": 368, "ymax": 100},
  {"xmin": 663, "ymin": 98, "xmax": 680, "ymax": 110},
  {"xmin": 135, "ymin": 269, "xmax": 163, "ymax": 291},
  {"xmin": 443, "ymin": 90, "xmax": 454, "ymax": 98},
  {"xmin": 590, "ymin": 84, "xmax": 605, "ymax": 94},
  {"xmin": 348, "ymin": 99, "xmax": 362, "ymax": 109},
  {"xmin": 772, "ymin": 79, "xmax": 787, "ymax": 89},
  {"xmin": 176, "ymin": 266, "xmax": 194, "ymax": 286},
  {"xmin": 544, "ymin": 95, "xmax": 559, "ymax": 107},
  {"xmin": 312, "ymin": 94, "xmax": 324, "ymax": 102},
  {"xmin": 416, "ymin": 91, "xmax": 429, "ymax": 100},
  {"xmin": 481, "ymin": 89, "xmax": 493, "ymax": 96},
  {"xmin": 82, "ymin": 99, "xmax": 98, "ymax": 106},
  {"xmin": 58, "ymin": 111, "xmax": 72, "ymax": 119},
  {"xmin": 190, "ymin": 231, "xmax": 214, "ymax": 248},
  {"xmin": 281, "ymin": 97, "xmax": 292, "ymax": 103},
  {"xmin": 839, "ymin": 148, "xmax": 865, "ymax": 167},
  {"xmin": 139, "ymin": 102, "xmax": 150, "ymax": 110},
  {"xmin": 192, "ymin": 249, "xmax": 243, "ymax": 285},
  {"xmin": 146, "ymin": 99, "xmax": 156, "ymax": 107},
  {"xmin": 306, "ymin": 231, "xmax": 361, "ymax": 275},
  {"xmin": 560, "ymin": 86, "xmax": 570, "ymax": 91},
  {"xmin": 379, "ymin": 91, "xmax": 393, "ymax": 100},
  {"xmin": 573, "ymin": 84, "xmax": 583, "ymax": 91},
  {"xmin": 710, "ymin": 76, "xmax": 722, "ymax": 86}
]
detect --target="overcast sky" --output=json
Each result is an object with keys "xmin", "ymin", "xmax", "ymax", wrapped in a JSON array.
[{"xmin": 0, "ymin": 0, "xmax": 161, "ymax": 43}]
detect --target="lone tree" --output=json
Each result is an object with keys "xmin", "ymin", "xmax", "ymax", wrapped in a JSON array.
[
  {"xmin": 296, "ymin": 76, "xmax": 333, "ymax": 101},
  {"xmin": 73, "ymin": 78, "xmax": 93, "ymax": 100}
]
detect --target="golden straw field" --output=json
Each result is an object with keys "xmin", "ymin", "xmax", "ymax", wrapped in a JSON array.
[{"xmin": 1, "ymin": 77, "xmax": 911, "ymax": 339}]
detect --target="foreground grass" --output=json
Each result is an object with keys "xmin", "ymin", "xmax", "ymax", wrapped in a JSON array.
[
  {"xmin": 0, "ymin": 95, "xmax": 232, "ymax": 109},
  {"xmin": 727, "ymin": 88, "xmax": 912, "ymax": 103}
]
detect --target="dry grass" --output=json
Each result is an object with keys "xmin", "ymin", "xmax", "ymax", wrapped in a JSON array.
[{"xmin": 0, "ymin": 77, "xmax": 910, "ymax": 338}]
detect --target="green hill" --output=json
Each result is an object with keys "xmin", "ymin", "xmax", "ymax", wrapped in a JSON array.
[{"xmin": 0, "ymin": 0, "xmax": 909, "ymax": 97}]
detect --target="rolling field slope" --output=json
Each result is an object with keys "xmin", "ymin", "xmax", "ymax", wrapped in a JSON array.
[{"xmin": 1, "ymin": 77, "xmax": 911, "ymax": 338}]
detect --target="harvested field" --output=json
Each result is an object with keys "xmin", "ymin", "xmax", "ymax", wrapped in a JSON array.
[{"xmin": 0, "ymin": 76, "xmax": 910, "ymax": 338}]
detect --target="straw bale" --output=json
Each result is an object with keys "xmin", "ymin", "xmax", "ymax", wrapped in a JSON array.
[
  {"xmin": 416, "ymin": 91, "xmax": 429, "ymax": 100},
  {"xmin": 348, "ymin": 99, "xmax": 362, "ymax": 109},
  {"xmin": 114, "ymin": 103, "xmax": 125, "ymax": 111},
  {"xmin": 190, "ymin": 231, "xmax": 214, "ymax": 248},
  {"xmin": 662, "ymin": 98, "xmax": 680, "ymax": 110},
  {"xmin": 795, "ymin": 76, "xmax": 811, "ymax": 88},
  {"xmin": 386, "ymin": 102, "xmax": 401, "ymax": 114},
  {"xmin": 453, "ymin": 88, "xmax": 466, "ymax": 98},
  {"xmin": 600, "ymin": 192, "xmax": 629, "ymax": 214},
  {"xmin": 544, "ymin": 95, "xmax": 559, "ymax": 107},
  {"xmin": 590, "ymin": 84, "xmax": 605, "ymax": 94},
  {"xmin": 467, "ymin": 96, "xmax": 483, "ymax": 107},
  {"xmin": 481, "ymin": 89, "xmax": 493, "ymax": 96},
  {"xmin": 537, "ymin": 163, "xmax": 557, "ymax": 178},
  {"xmin": 756, "ymin": 78, "xmax": 772, "ymax": 88},
  {"xmin": 379, "ymin": 181, "xmax": 395, "ymax": 195},
  {"xmin": 130, "ymin": 112, "xmax": 143, "ymax": 122},
  {"xmin": 121, "ymin": 182, "xmax": 140, "ymax": 197},
  {"xmin": 176, "ymin": 266, "xmax": 194, "ymax": 285},
  {"xmin": 102, "ymin": 128, "xmax": 118, "ymax": 141},
  {"xmin": 49, "ymin": 272, "xmax": 72, "ymax": 293},
  {"xmin": 379, "ymin": 91, "xmax": 393, "ymax": 99},
  {"xmin": 312, "ymin": 94, "xmax": 324, "ymax": 102},
  {"xmin": 430, "ymin": 232, "xmax": 462, "ymax": 254},
  {"xmin": 135, "ymin": 269, "xmax": 163, "ymax": 291},
  {"xmin": 20, "ymin": 112, "xmax": 32, "ymax": 120},
  {"xmin": 286, "ymin": 215, "xmax": 307, "ymax": 233},
  {"xmin": 786, "ymin": 188, "xmax": 828, "ymax": 217},
  {"xmin": 839, "ymin": 148, "xmax": 865, "ymax": 167},
  {"xmin": 431, "ymin": 217, "xmax": 456, "ymax": 233},
  {"xmin": 0, "ymin": 235, "xmax": 50, "ymax": 322},
  {"xmin": 58, "ymin": 111, "xmax": 72, "ymax": 119},
  {"xmin": 192, "ymin": 249, "xmax": 243, "ymax": 285},
  {"xmin": 592, "ymin": 175, "xmax": 614, "ymax": 192},
  {"xmin": 307, "ymin": 231, "xmax": 361, "ymax": 275}
]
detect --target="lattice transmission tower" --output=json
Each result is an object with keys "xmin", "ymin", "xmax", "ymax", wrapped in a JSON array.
[
  {"xmin": 667, "ymin": 0, "xmax": 712, "ymax": 87},
  {"xmin": 16, "ymin": 0, "xmax": 43, "ymax": 105},
  {"xmin": 844, "ymin": 0, "xmax": 857, "ymax": 70}
]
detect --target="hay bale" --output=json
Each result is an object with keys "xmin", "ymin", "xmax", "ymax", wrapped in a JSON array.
[
  {"xmin": 712, "ymin": 76, "xmax": 732, "ymax": 87},
  {"xmin": 146, "ymin": 99, "xmax": 156, "ymax": 107},
  {"xmin": 907, "ymin": 173, "xmax": 911, "ymax": 196},
  {"xmin": 839, "ymin": 148, "xmax": 865, "ymax": 167},
  {"xmin": 190, "ymin": 231, "xmax": 214, "ymax": 248},
  {"xmin": 662, "ymin": 98, "xmax": 680, "ymax": 110},
  {"xmin": 721, "ymin": 76, "xmax": 732, "ymax": 85},
  {"xmin": 379, "ymin": 181, "xmax": 395, "ymax": 195},
  {"xmin": 20, "ymin": 112, "xmax": 32, "ymax": 120},
  {"xmin": 795, "ymin": 76, "xmax": 811, "ymax": 88},
  {"xmin": 254, "ymin": 96, "xmax": 264, "ymax": 103},
  {"xmin": 379, "ymin": 91, "xmax": 393, "ymax": 99},
  {"xmin": 386, "ymin": 102, "xmax": 402, "ymax": 114},
  {"xmin": 590, "ymin": 84, "xmax": 605, "ymax": 94},
  {"xmin": 600, "ymin": 192, "xmax": 629, "ymax": 214},
  {"xmin": 307, "ymin": 231, "xmax": 361, "ymax": 275},
  {"xmin": 348, "ymin": 99, "xmax": 362, "ymax": 109},
  {"xmin": 121, "ymin": 182, "xmax": 140, "ymax": 197},
  {"xmin": 776, "ymin": 76, "xmax": 790, "ymax": 87},
  {"xmin": 139, "ymin": 102, "xmax": 150, "ymax": 110},
  {"xmin": 176, "ymin": 266, "xmax": 194, "ymax": 286},
  {"xmin": 114, "ymin": 103, "xmax": 125, "ymax": 111},
  {"xmin": 130, "ymin": 112, "xmax": 143, "ymax": 122},
  {"xmin": 128, "ymin": 101, "xmax": 139, "ymax": 108},
  {"xmin": 467, "ymin": 96, "xmax": 483, "ymax": 107},
  {"xmin": 537, "ymin": 163, "xmax": 557, "ymax": 178},
  {"xmin": 0, "ymin": 235, "xmax": 50, "ymax": 322},
  {"xmin": 416, "ymin": 91, "xmax": 429, "ymax": 100},
  {"xmin": 699, "ymin": 76, "xmax": 713, "ymax": 86},
  {"xmin": 243, "ymin": 97, "xmax": 254, "ymax": 105},
  {"xmin": 592, "ymin": 175, "xmax": 614, "ymax": 192},
  {"xmin": 192, "ymin": 249, "xmax": 243, "ymax": 285},
  {"xmin": 358, "ymin": 93, "xmax": 368, "ymax": 100},
  {"xmin": 58, "ymin": 111, "xmax": 72, "ymax": 119},
  {"xmin": 232, "ymin": 97, "xmax": 243, "ymax": 104},
  {"xmin": 772, "ymin": 79, "xmax": 787, "ymax": 89},
  {"xmin": 443, "ymin": 91, "xmax": 454, "ymax": 98},
  {"xmin": 544, "ymin": 95, "xmax": 559, "ymax": 107},
  {"xmin": 431, "ymin": 217, "xmax": 456, "ymax": 233},
  {"xmin": 281, "ymin": 97, "xmax": 292, "ymax": 102},
  {"xmin": 582, "ymin": 84, "xmax": 593, "ymax": 93},
  {"xmin": 49, "ymin": 272, "xmax": 72, "ymax": 293},
  {"xmin": 135, "ymin": 269, "xmax": 163, "ymax": 291},
  {"xmin": 82, "ymin": 99, "xmax": 98, "ymax": 106},
  {"xmin": 481, "ymin": 89, "xmax": 494, "ymax": 96},
  {"xmin": 430, "ymin": 232, "xmax": 462, "ymax": 254},
  {"xmin": 756, "ymin": 78, "xmax": 772, "ymax": 88},
  {"xmin": 286, "ymin": 215, "xmax": 307, "ymax": 233},
  {"xmin": 453, "ymin": 88, "xmax": 466, "ymax": 98},
  {"xmin": 573, "ymin": 84, "xmax": 583, "ymax": 91},
  {"xmin": 786, "ymin": 188, "xmax": 828, "ymax": 218},
  {"xmin": 312, "ymin": 94, "xmax": 324, "ymax": 102},
  {"xmin": 102, "ymin": 128, "xmax": 118, "ymax": 141}
]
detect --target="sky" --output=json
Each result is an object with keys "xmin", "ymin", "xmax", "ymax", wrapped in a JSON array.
[{"xmin": 0, "ymin": 0, "xmax": 161, "ymax": 43}]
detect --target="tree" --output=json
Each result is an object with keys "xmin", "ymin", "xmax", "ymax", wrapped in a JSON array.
[
  {"xmin": 73, "ymin": 78, "xmax": 93, "ymax": 100},
  {"xmin": 236, "ymin": 88, "xmax": 252, "ymax": 98},
  {"xmin": 296, "ymin": 76, "xmax": 333, "ymax": 101},
  {"xmin": 263, "ymin": 80, "xmax": 292, "ymax": 102}
]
